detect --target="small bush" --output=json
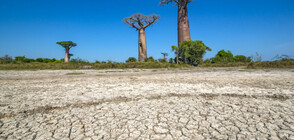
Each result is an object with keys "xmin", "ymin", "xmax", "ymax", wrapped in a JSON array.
[
  {"xmin": 158, "ymin": 58, "xmax": 166, "ymax": 63},
  {"xmin": 234, "ymin": 55, "xmax": 251, "ymax": 62},
  {"xmin": 36, "ymin": 58, "xmax": 44, "ymax": 62},
  {"xmin": 70, "ymin": 58, "xmax": 89, "ymax": 64},
  {"xmin": 144, "ymin": 57, "xmax": 155, "ymax": 62},
  {"xmin": 211, "ymin": 50, "xmax": 234, "ymax": 63},
  {"xmin": 126, "ymin": 57, "xmax": 137, "ymax": 63}
]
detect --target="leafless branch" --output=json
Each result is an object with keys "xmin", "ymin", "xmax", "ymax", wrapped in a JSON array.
[{"xmin": 123, "ymin": 14, "xmax": 160, "ymax": 30}]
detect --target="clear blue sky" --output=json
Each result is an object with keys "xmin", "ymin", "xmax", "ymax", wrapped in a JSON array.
[{"xmin": 0, "ymin": 0, "xmax": 293, "ymax": 62}]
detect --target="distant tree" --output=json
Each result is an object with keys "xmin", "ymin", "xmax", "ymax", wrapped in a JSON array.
[
  {"xmin": 161, "ymin": 53, "xmax": 168, "ymax": 62},
  {"xmin": 251, "ymin": 52, "xmax": 262, "ymax": 62},
  {"xmin": 158, "ymin": 58, "xmax": 166, "ymax": 63},
  {"xmin": 233, "ymin": 55, "xmax": 252, "ymax": 62},
  {"xmin": 68, "ymin": 53, "xmax": 74, "ymax": 60},
  {"xmin": 272, "ymin": 54, "xmax": 292, "ymax": 61},
  {"xmin": 172, "ymin": 45, "xmax": 179, "ymax": 64},
  {"xmin": 144, "ymin": 56, "xmax": 155, "ymax": 62},
  {"xmin": 126, "ymin": 57, "xmax": 137, "ymax": 63},
  {"xmin": 160, "ymin": 0, "xmax": 193, "ymax": 46},
  {"xmin": 246, "ymin": 57, "xmax": 252, "ymax": 62},
  {"xmin": 123, "ymin": 13, "xmax": 160, "ymax": 61},
  {"xmin": 23, "ymin": 58, "xmax": 35, "ymax": 63},
  {"xmin": 13, "ymin": 56, "xmax": 26, "ymax": 63},
  {"xmin": 234, "ymin": 55, "xmax": 247, "ymax": 62},
  {"xmin": 211, "ymin": 50, "xmax": 234, "ymax": 63},
  {"xmin": 203, "ymin": 59, "xmax": 211, "ymax": 64},
  {"xmin": 172, "ymin": 40, "xmax": 211, "ymax": 66},
  {"xmin": 56, "ymin": 41, "xmax": 77, "ymax": 63},
  {"xmin": 169, "ymin": 58, "xmax": 174, "ymax": 63},
  {"xmin": 0, "ymin": 55, "xmax": 13, "ymax": 64},
  {"xmin": 42, "ymin": 58, "xmax": 51, "ymax": 63},
  {"xmin": 36, "ymin": 58, "xmax": 44, "ymax": 62}
]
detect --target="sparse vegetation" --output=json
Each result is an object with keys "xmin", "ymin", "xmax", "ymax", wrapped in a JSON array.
[
  {"xmin": 66, "ymin": 73, "xmax": 84, "ymax": 75},
  {"xmin": 0, "ymin": 60, "xmax": 192, "ymax": 70},
  {"xmin": 247, "ymin": 60, "xmax": 294, "ymax": 69}
]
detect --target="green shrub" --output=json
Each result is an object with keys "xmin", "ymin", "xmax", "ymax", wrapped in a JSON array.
[
  {"xmin": 203, "ymin": 59, "xmax": 211, "ymax": 64},
  {"xmin": 126, "ymin": 57, "xmax": 137, "ymax": 63},
  {"xmin": 211, "ymin": 50, "xmax": 234, "ymax": 63},
  {"xmin": 169, "ymin": 58, "xmax": 174, "ymax": 63},
  {"xmin": 52, "ymin": 60, "xmax": 63, "ymax": 63},
  {"xmin": 172, "ymin": 40, "xmax": 211, "ymax": 66},
  {"xmin": 36, "ymin": 58, "xmax": 44, "ymax": 62},
  {"xmin": 70, "ymin": 58, "xmax": 89, "ymax": 64},
  {"xmin": 144, "ymin": 57, "xmax": 155, "ymax": 62},
  {"xmin": 234, "ymin": 55, "xmax": 247, "ymax": 62},
  {"xmin": 0, "ymin": 55, "xmax": 13, "ymax": 64},
  {"xmin": 14, "ymin": 56, "xmax": 26, "ymax": 63},
  {"xmin": 158, "ymin": 58, "xmax": 166, "ymax": 63}
]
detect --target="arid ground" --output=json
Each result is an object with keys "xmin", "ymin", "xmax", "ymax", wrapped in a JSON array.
[{"xmin": 0, "ymin": 68, "xmax": 294, "ymax": 140}]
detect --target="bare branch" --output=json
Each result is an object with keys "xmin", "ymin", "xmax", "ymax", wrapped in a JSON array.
[
  {"xmin": 143, "ymin": 14, "xmax": 160, "ymax": 29},
  {"xmin": 123, "ymin": 13, "xmax": 160, "ymax": 30},
  {"xmin": 160, "ymin": 0, "xmax": 193, "ymax": 6},
  {"xmin": 160, "ymin": 0, "xmax": 178, "ymax": 5}
]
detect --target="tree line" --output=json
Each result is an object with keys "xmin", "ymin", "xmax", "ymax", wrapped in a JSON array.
[{"xmin": 54, "ymin": 0, "xmax": 196, "ymax": 64}]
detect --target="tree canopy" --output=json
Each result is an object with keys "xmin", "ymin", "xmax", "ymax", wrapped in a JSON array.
[
  {"xmin": 161, "ymin": 53, "xmax": 168, "ymax": 57},
  {"xmin": 211, "ymin": 50, "xmax": 252, "ymax": 63},
  {"xmin": 172, "ymin": 40, "xmax": 211, "ymax": 66},
  {"xmin": 56, "ymin": 41, "xmax": 77, "ymax": 50},
  {"xmin": 123, "ymin": 14, "xmax": 160, "ymax": 30}
]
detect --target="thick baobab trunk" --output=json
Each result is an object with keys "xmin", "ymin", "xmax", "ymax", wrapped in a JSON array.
[
  {"xmin": 178, "ymin": 4, "xmax": 191, "ymax": 46},
  {"xmin": 177, "ymin": 4, "xmax": 191, "ymax": 64},
  {"xmin": 138, "ymin": 29, "xmax": 147, "ymax": 61},
  {"xmin": 64, "ymin": 48, "xmax": 69, "ymax": 63}
]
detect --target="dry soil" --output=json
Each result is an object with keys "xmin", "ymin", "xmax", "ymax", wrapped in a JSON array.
[{"xmin": 0, "ymin": 68, "xmax": 293, "ymax": 140}]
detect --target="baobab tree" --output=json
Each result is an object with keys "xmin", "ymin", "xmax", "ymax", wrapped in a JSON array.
[
  {"xmin": 123, "ymin": 13, "xmax": 160, "ymax": 61},
  {"xmin": 56, "ymin": 41, "xmax": 77, "ymax": 63},
  {"xmin": 161, "ymin": 52, "xmax": 168, "ymax": 61},
  {"xmin": 160, "ymin": 0, "xmax": 193, "ymax": 45}
]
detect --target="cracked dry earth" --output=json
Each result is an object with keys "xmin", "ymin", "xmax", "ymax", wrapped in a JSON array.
[{"xmin": 0, "ymin": 68, "xmax": 294, "ymax": 140}]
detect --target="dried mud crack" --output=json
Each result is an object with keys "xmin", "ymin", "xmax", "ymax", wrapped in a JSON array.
[{"xmin": 0, "ymin": 68, "xmax": 294, "ymax": 139}]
